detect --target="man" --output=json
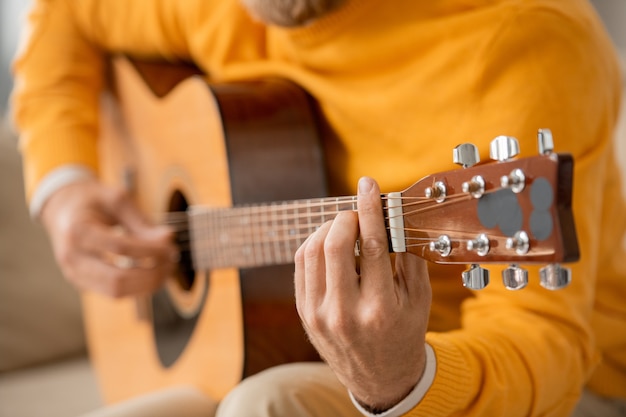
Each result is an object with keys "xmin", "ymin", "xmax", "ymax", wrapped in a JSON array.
[{"xmin": 10, "ymin": 0, "xmax": 626, "ymax": 415}]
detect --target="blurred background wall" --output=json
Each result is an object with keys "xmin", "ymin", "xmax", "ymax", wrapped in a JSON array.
[
  {"xmin": 0, "ymin": 0, "xmax": 32, "ymax": 117},
  {"xmin": 593, "ymin": 0, "xmax": 626, "ymax": 54}
]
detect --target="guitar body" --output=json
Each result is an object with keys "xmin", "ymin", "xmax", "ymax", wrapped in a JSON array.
[{"xmin": 85, "ymin": 57, "xmax": 324, "ymax": 403}]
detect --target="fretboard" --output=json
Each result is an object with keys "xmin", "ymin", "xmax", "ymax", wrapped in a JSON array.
[{"xmin": 188, "ymin": 196, "xmax": 368, "ymax": 270}]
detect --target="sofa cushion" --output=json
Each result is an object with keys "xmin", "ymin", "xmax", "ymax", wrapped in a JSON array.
[
  {"xmin": 0, "ymin": 119, "xmax": 86, "ymax": 372},
  {"xmin": 0, "ymin": 356, "xmax": 101, "ymax": 417}
]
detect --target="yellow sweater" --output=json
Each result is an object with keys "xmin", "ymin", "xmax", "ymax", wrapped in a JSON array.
[{"xmin": 11, "ymin": 0, "xmax": 626, "ymax": 415}]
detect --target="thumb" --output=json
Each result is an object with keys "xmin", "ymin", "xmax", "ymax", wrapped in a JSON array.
[{"xmin": 104, "ymin": 188, "xmax": 171, "ymax": 240}]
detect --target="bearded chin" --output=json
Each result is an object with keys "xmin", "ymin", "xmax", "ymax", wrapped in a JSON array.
[{"xmin": 240, "ymin": 0, "xmax": 347, "ymax": 27}]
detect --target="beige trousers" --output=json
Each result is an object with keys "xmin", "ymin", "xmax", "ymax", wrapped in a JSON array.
[
  {"xmin": 83, "ymin": 362, "xmax": 626, "ymax": 416},
  {"xmin": 571, "ymin": 389, "xmax": 626, "ymax": 417},
  {"xmin": 82, "ymin": 363, "xmax": 363, "ymax": 417}
]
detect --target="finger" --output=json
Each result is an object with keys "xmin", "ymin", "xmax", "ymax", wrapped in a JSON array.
[
  {"xmin": 100, "ymin": 187, "xmax": 173, "ymax": 241},
  {"xmin": 324, "ymin": 210, "xmax": 360, "ymax": 298},
  {"xmin": 356, "ymin": 177, "xmax": 393, "ymax": 295},
  {"xmin": 294, "ymin": 232, "xmax": 314, "ymax": 316},
  {"xmin": 67, "ymin": 253, "xmax": 170, "ymax": 298},
  {"xmin": 100, "ymin": 187, "xmax": 150, "ymax": 230},
  {"xmin": 79, "ymin": 222, "xmax": 177, "ymax": 265},
  {"xmin": 301, "ymin": 221, "xmax": 333, "ymax": 311},
  {"xmin": 77, "ymin": 186, "xmax": 178, "ymax": 263},
  {"xmin": 394, "ymin": 253, "xmax": 430, "ymax": 303}
]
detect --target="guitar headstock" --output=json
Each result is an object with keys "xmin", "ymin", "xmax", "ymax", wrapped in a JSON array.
[{"xmin": 390, "ymin": 129, "xmax": 579, "ymax": 290}]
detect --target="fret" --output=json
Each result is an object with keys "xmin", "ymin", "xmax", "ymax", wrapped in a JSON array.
[
  {"xmin": 306, "ymin": 199, "xmax": 313, "ymax": 236},
  {"xmin": 204, "ymin": 209, "xmax": 213, "ymax": 269},
  {"xmin": 282, "ymin": 201, "xmax": 292, "ymax": 263},
  {"xmin": 269, "ymin": 205, "xmax": 278, "ymax": 265},
  {"xmin": 202, "ymin": 209, "xmax": 212, "ymax": 269},
  {"xmin": 313, "ymin": 198, "xmax": 324, "ymax": 232},
  {"xmin": 242, "ymin": 207, "xmax": 255, "ymax": 267},
  {"xmin": 233, "ymin": 208, "xmax": 244, "ymax": 267},
  {"xmin": 220, "ymin": 209, "xmax": 231, "ymax": 268},
  {"xmin": 243, "ymin": 207, "xmax": 254, "ymax": 266},
  {"xmin": 207, "ymin": 211, "xmax": 215, "ymax": 268},
  {"xmin": 259, "ymin": 206, "xmax": 274, "ymax": 264},
  {"xmin": 280, "ymin": 202, "xmax": 287, "ymax": 262},
  {"xmin": 211, "ymin": 209, "xmax": 222, "ymax": 268},
  {"xmin": 296, "ymin": 201, "xmax": 306, "ymax": 250},
  {"xmin": 190, "ymin": 194, "xmax": 378, "ymax": 270},
  {"xmin": 270, "ymin": 203, "xmax": 280, "ymax": 264},
  {"xmin": 250, "ymin": 206, "xmax": 260, "ymax": 267}
]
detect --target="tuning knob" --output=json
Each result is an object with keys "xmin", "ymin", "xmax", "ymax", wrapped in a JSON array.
[
  {"xmin": 506, "ymin": 231, "xmax": 530, "ymax": 255},
  {"xmin": 502, "ymin": 265, "xmax": 529, "ymax": 290},
  {"xmin": 537, "ymin": 128, "xmax": 554, "ymax": 155},
  {"xmin": 490, "ymin": 135, "xmax": 520, "ymax": 162},
  {"xmin": 429, "ymin": 235, "xmax": 452, "ymax": 257},
  {"xmin": 540, "ymin": 264, "xmax": 572, "ymax": 290},
  {"xmin": 453, "ymin": 143, "xmax": 480, "ymax": 168},
  {"xmin": 462, "ymin": 175, "xmax": 486, "ymax": 198},
  {"xmin": 462, "ymin": 264, "xmax": 490, "ymax": 290},
  {"xmin": 466, "ymin": 233, "xmax": 490, "ymax": 256},
  {"xmin": 425, "ymin": 181, "xmax": 447, "ymax": 203},
  {"xmin": 500, "ymin": 168, "xmax": 526, "ymax": 193}
]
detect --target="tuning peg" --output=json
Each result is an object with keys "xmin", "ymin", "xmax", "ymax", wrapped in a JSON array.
[
  {"xmin": 502, "ymin": 265, "xmax": 528, "ymax": 290},
  {"xmin": 490, "ymin": 135, "xmax": 520, "ymax": 162},
  {"xmin": 500, "ymin": 168, "xmax": 526, "ymax": 193},
  {"xmin": 506, "ymin": 231, "xmax": 530, "ymax": 255},
  {"xmin": 540, "ymin": 264, "xmax": 572, "ymax": 290},
  {"xmin": 453, "ymin": 143, "xmax": 480, "ymax": 168},
  {"xmin": 425, "ymin": 181, "xmax": 447, "ymax": 203},
  {"xmin": 466, "ymin": 233, "xmax": 490, "ymax": 256},
  {"xmin": 462, "ymin": 264, "xmax": 490, "ymax": 290},
  {"xmin": 462, "ymin": 175, "xmax": 486, "ymax": 198},
  {"xmin": 537, "ymin": 128, "xmax": 554, "ymax": 155},
  {"xmin": 429, "ymin": 235, "xmax": 452, "ymax": 257}
]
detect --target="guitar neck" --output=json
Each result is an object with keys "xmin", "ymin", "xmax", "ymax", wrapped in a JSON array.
[
  {"xmin": 187, "ymin": 195, "xmax": 382, "ymax": 270},
  {"xmin": 184, "ymin": 151, "xmax": 579, "ymax": 271}
]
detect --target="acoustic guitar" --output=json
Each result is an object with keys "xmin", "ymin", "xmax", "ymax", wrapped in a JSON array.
[{"xmin": 84, "ymin": 56, "xmax": 579, "ymax": 404}]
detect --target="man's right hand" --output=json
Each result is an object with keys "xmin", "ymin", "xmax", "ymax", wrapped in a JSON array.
[{"xmin": 40, "ymin": 180, "xmax": 178, "ymax": 298}]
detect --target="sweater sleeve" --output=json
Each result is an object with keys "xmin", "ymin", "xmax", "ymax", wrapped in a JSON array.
[
  {"xmin": 11, "ymin": 0, "xmax": 266, "ymax": 203},
  {"xmin": 9, "ymin": 0, "xmax": 217, "ymax": 202},
  {"xmin": 11, "ymin": 0, "xmax": 106, "ymax": 202},
  {"xmin": 407, "ymin": 3, "xmax": 623, "ymax": 416}
]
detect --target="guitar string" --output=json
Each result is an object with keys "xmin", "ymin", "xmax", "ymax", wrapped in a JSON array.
[
  {"xmin": 161, "ymin": 187, "xmax": 502, "ymax": 240},
  {"xmin": 165, "ymin": 189, "xmax": 507, "ymax": 261},
  {"xmin": 160, "ymin": 195, "xmax": 458, "ymax": 249},
  {"xmin": 163, "ymin": 196, "xmax": 505, "ymax": 259},
  {"xmin": 161, "ymin": 186, "xmax": 503, "ymax": 224},
  {"xmin": 160, "ymin": 192, "xmax": 470, "ymax": 228}
]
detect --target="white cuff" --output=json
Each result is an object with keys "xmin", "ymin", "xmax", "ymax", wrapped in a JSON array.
[
  {"xmin": 350, "ymin": 343, "xmax": 436, "ymax": 417},
  {"xmin": 29, "ymin": 165, "xmax": 96, "ymax": 218}
]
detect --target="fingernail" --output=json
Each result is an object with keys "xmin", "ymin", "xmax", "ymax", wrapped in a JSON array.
[{"xmin": 358, "ymin": 177, "xmax": 373, "ymax": 195}]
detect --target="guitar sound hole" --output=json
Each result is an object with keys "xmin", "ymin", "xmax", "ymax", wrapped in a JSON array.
[
  {"xmin": 151, "ymin": 189, "xmax": 208, "ymax": 368},
  {"xmin": 168, "ymin": 190, "xmax": 195, "ymax": 292}
]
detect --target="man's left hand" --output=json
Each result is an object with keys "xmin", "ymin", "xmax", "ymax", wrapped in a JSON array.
[{"xmin": 294, "ymin": 176, "xmax": 432, "ymax": 412}]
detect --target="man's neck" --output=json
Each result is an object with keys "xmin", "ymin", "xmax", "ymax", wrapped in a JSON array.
[{"xmin": 240, "ymin": 0, "xmax": 348, "ymax": 27}]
